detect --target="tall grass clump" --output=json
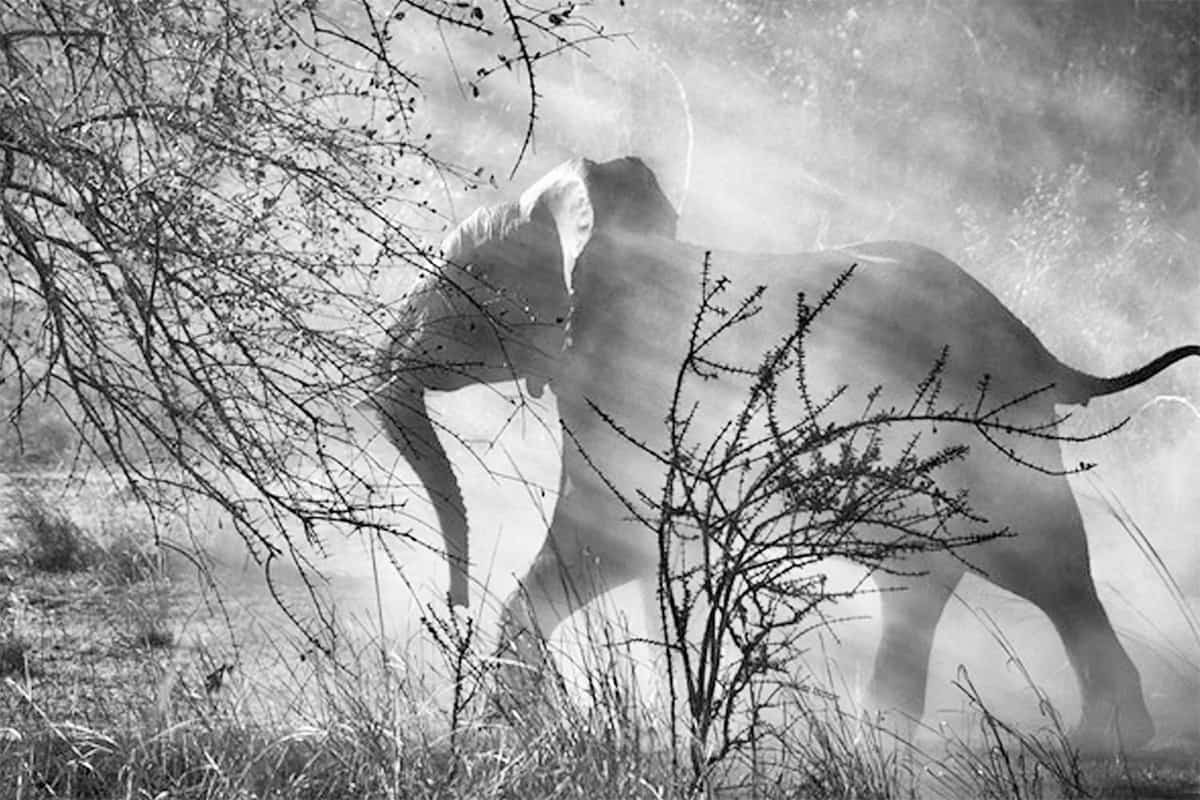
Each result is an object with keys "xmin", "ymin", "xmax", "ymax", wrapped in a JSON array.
[
  {"xmin": 10, "ymin": 489, "xmax": 97, "ymax": 573},
  {"xmin": 9, "ymin": 486, "xmax": 167, "ymax": 583},
  {"xmin": 97, "ymin": 510, "xmax": 168, "ymax": 587}
]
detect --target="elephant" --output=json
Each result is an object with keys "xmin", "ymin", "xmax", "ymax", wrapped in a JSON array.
[{"xmin": 375, "ymin": 156, "xmax": 1200, "ymax": 752}]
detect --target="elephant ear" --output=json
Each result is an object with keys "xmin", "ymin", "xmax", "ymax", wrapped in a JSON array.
[
  {"xmin": 439, "ymin": 193, "xmax": 559, "ymax": 279},
  {"xmin": 517, "ymin": 157, "xmax": 679, "ymax": 295}
]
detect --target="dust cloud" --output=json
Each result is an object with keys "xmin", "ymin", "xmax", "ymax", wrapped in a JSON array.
[{"xmin": 205, "ymin": 1, "xmax": 1199, "ymax": 749}]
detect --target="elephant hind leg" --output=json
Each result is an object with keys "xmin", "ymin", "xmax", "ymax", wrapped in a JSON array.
[
  {"xmin": 982, "ymin": 473, "xmax": 1154, "ymax": 753},
  {"xmin": 865, "ymin": 570, "xmax": 959, "ymax": 738},
  {"xmin": 1015, "ymin": 566, "xmax": 1154, "ymax": 753}
]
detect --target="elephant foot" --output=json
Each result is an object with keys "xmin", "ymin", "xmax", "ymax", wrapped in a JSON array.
[{"xmin": 1071, "ymin": 701, "xmax": 1155, "ymax": 757}]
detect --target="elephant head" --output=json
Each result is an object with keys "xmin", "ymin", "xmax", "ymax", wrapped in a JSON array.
[{"xmin": 373, "ymin": 157, "xmax": 678, "ymax": 607}]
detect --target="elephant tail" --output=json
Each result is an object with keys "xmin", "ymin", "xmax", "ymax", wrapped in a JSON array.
[{"xmin": 1057, "ymin": 345, "xmax": 1200, "ymax": 405}]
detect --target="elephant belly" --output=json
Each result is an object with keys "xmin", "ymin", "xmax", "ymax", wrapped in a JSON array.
[{"xmin": 560, "ymin": 245, "xmax": 1072, "ymax": 590}]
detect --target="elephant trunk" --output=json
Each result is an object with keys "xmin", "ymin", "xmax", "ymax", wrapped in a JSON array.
[{"xmin": 375, "ymin": 378, "xmax": 470, "ymax": 607}]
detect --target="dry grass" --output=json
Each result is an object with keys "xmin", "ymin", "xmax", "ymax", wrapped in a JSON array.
[
  {"xmin": 0, "ymin": 482, "xmax": 1196, "ymax": 799},
  {"xmin": 10, "ymin": 489, "xmax": 98, "ymax": 573}
]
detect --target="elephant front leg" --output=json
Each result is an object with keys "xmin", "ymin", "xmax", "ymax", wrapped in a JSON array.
[
  {"xmin": 492, "ymin": 485, "xmax": 649, "ymax": 715},
  {"xmin": 494, "ymin": 537, "xmax": 599, "ymax": 674}
]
